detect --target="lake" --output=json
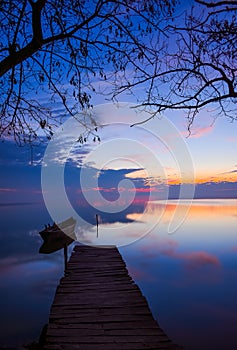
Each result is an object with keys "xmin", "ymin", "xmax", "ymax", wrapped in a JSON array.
[{"xmin": 0, "ymin": 199, "xmax": 237, "ymax": 349}]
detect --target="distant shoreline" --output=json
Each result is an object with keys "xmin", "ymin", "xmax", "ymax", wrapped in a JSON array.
[{"xmin": 0, "ymin": 198, "xmax": 237, "ymax": 208}]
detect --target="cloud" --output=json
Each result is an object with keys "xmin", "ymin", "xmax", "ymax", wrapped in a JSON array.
[
  {"xmin": 177, "ymin": 251, "xmax": 220, "ymax": 269},
  {"xmin": 219, "ymin": 165, "xmax": 237, "ymax": 175},
  {"xmin": 140, "ymin": 237, "xmax": 220, "ymax": 270},
  {"xmin": 227, "ymin": 136, "xmax": 237, "ymax": 143},
  {"xmin": 0, "ymin": 187, "xmax": 18, "ymax": 192},
  {"xmin": 127, "ymin": 266, "xmax": 155, "ymax": 281},
  {"xmin": 0, "ymin": 139, "xmax": 45, "ymax": 166},
  {"xmin": 129, "ymin": 187, "xmax": 155, "ymax": 193},
  {"xmin": 183, "ymin": 125, "xmax": 213, "ymax": 138}
]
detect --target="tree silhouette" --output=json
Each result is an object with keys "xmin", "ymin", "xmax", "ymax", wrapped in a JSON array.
[
  {"xmin": 0, "ymin": 0, "xmax": 177, "ymax": 143},
  {"xmin": 116, "ymin": 0, "xmax": 237, "ymax": 130},
  {"xmin": 1, "ymin": 1, "xmax": 236, "ymax": 144}
]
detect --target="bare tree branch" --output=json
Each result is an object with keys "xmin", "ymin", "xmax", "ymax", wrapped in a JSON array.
[
  {"xmin": 0, "ymin": 0, "xmax": 178, "ymax": 144},
  {"xmin": 112, "ymin": 0, "xmax": 237, "ymax": 127},
  {"xmin": 195, "ymin": 0, "xmax": 237, "ymax": 7},
  {"xmin": 1, "ymin": 0, "xmax": 236, "ymax": 143}
]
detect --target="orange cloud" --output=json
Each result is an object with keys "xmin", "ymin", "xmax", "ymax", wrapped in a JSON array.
[
  {"xmin": 167, "ymin": 177, "xmax": 181, "ymax": 185},
  {"xmin": 195, "ymin": 173, "xmax": 237, "ymax": 183}
]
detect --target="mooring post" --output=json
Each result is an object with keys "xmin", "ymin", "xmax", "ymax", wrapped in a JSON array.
[
  {"xmin": 96, "ymin": 214, "xmax": 99, "ymax": 238},
  {"xmin": 63, "ymin": 244, "xmax": 68, "ymax": 274}
]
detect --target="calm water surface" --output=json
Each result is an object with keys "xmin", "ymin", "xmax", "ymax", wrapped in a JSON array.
[{"xmin": 0, "ymin": 199, "xmax": 237, "ymax": 349}]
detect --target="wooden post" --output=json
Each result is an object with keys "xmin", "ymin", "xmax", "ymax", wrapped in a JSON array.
[
  {"xmin": 96, "ymin": 214, "xmax": 99, "ymax": 238},
  {"xmin": 63, "ymin": 244, "xmax": 68, "ymax": 274}
]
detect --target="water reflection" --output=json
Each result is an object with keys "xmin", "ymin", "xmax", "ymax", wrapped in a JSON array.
[
  {"xmin": 121, "ymin": 199, "xmax": 237, "ymax": 350},
  {"xmin": 0, "ymin": 199, "xmax": 237, "ymax": 349}
]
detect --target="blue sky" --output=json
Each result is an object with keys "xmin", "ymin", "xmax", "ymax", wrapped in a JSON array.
[{"xmin": 1, "ymin": 101, "xmax": 237, "ymax": 207}]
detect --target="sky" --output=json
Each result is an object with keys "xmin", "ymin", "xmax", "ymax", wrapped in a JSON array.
[
  {"xmin": 167, "ymin": 108, "xmax": 237, "ymax": 184},
  {"xmin": 1, "ymin": 101, "xmax": 237, "ymax": 211},
  {"xmin": 0, "ymin": 0, "xmax": 237, "ymax": 209}
]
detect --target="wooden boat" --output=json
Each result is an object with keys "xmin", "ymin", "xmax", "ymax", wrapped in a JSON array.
[
  {"xmin": 39, "ymin": 234, "xmax": 76, "ymax": 254},
  {"xmin": 39, "ymin": 217, "xmax": 76, "ymax": 242}
]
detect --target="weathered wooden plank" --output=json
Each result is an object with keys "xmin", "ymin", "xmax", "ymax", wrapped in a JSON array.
[
  {"xmin": 56, "ymin": 284, "xmax": 139, "ymax": 291},
  {"xmin": 43, "ymin": 244, "xmax": 181, "ymax": 350},
  {"xmin": 51, "ymin": 300, "xmax": 148, "ymax": 308},
  {"xmin": 46, "ymin": 327, "xmax": 165, "ymax": 337},
  {"xmin": 50, "ymin": 307, "xmax": 151, "ymax": 316},
  {"xmin": 45, "ymin": 335, "xmax": 171, "ymax": 343},
  {"xmin": 47, "ymin": 320, "xmax": 159, "ymax": 330},
  {"xmin": 54, "ymin": 296, "xmax": 142, "ymax": 301},
  {"xmin": 50, "ymin": 315, "xmax": 155, "ymax": 324},
  {"xmin": 44, "ymin": 342, "xmax": 179, "ymax": 350},
  {"xmin": 54, "ymin": 288, "xmax": 140, "ymax": 300}
]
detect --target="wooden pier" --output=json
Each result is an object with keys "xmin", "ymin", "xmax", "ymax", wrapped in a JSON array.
[{"xmin": 43, "ymin": 245, "xmax": 181, "ymax": 350}]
